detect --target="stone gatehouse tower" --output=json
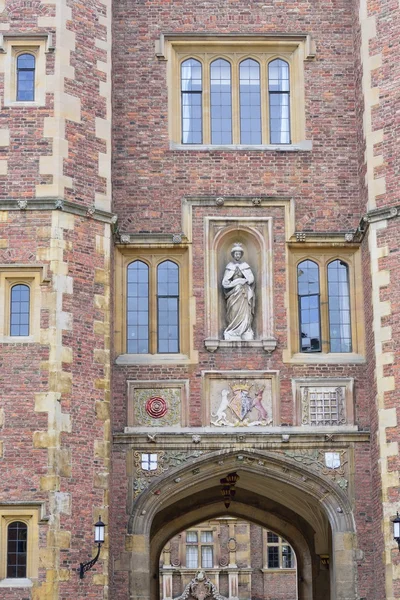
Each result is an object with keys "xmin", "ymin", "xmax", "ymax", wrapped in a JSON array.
[{"xmin": 0, "ymin": 0, "xmax": 399, "ymax": 599}]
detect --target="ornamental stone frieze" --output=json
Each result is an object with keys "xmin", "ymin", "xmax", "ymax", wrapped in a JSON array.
[{"xmin": 122, "ymin": 437, "xmax": 364, "ymax": 505}]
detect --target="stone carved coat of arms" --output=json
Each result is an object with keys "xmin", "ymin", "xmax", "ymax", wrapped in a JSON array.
[{"xmin": 210, "ymin": 381, "xmax": 272, "ymax": 427}]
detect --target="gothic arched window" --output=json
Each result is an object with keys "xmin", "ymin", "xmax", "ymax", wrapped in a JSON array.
[
  {"xmin": 127, "ymin": 260, "xmax": 149, "ymax": 354},
  {"xmin": 328, "ymin": 260, "xmax": 352, "ymax": 352},
  {"xmin": 17, "ymin": 53, "xmax": 35, "ymax": 101},
  {"xmin": 157, "ymin": 260, "xmax": 179, "ymax": 353},
  {"xmin": 239, "ymin": 58, "xmax": 261, "ymax": 144},
  {"xmin": 268, "ymin": 58, "xmax": 290, "ymax": 144},
  {"xmin": 7, "ymin": 521, "xmax": 28, "ymax": 578},
  {"xmin": 297, "ymin": 260, "xmax": 321, "ymax": 352},
  {"xmin": 181, "ymin": 59, "xmax": 202, "ymax": 144},
  {"xmin": 210, "ymin": 58, "xmax": 232, "ymax": 144},
  {"xmin": 10, "ymin": 284, "xmax": 30, "ymax": 336}
]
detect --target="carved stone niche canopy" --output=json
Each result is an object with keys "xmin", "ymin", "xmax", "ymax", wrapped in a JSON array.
[
  {"xmin": 204, "ymin": 217, "xmax": 276, "ymax": 352},
  {"xmin": 292, "ymin": 378, "xmax": 355, "ymax": 428},
  {"xmin": 203, "ymin": 370, "xmax": 280, "ymax": 428},
  {"xmin": 126, "ymin": 380, "xmax": 188, "ymax": 429}
]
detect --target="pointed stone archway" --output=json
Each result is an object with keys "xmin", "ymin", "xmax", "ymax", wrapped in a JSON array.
[{"xmin": 126, "ymin": 449, "xmax": 357, "ymax": 600}]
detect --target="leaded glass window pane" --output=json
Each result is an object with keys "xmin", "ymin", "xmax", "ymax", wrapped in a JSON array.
[
  {"xmin": 10, "ymin": 284, "xmax": 30, "ymax": 336},
  {"xmin": 157, "ymin": 260, "xmax": 179, "ymax": 353},
  {"xmin": 201, "ymin": 546, "xmax": 213, "ymax": 568},
  {"xmin": 268, "ymin": 59, "xmax": 290, "ymax": 144},
  {"xmin": 7, "ymin": 521, "xmax": 27, "ymax": 578},
  {"xmin": 186, "ymin": 545, "xmax": 198, "ymax": 568},
  {"xmin": 127, "ymin": 261, "xmax": 149, "ymax": 353},
  {"xmin": 186, "ymin": 531, "xmax": 198, "ymax": 543},
  {"xmin": 239, "ymin": 59, "xmax": 261, "ymax": 144},
  {"xmin": 17, "ymin": 53, "xmax": 35, "ymax": 101},
  {"xmin": 297, "ymin": 260, "xmax": 321, "ymax": 352},
  {"xmin": 267, "ymin": 545, "xmax": 280, "ymax": 568},
  {"xmin": 328, "ymin": 260, "xmax": 352, "ymax": 352},
  {"xmin": 282, "ymin": 545, "xmax": 293, "ymax": 568},
  {"xmin": 210, "ymin": 59, "xmax": 232, "ymax": 144},
  {"xmin": 200, "ymin": 531, "xmax": 213, "ymax": 543},
  {"xmin": 267, "ymin": 532, "xmax": 279, "ymax": 543},
  {"xmin": 181, "ymin": 59, "xmax": 202, "ymax": 144}
]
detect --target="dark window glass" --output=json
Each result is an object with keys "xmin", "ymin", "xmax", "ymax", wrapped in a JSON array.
[
  {"xmin": 210, "ymin": 59, "xmax": 232, "ymax": 144},
  {"xmin": 297, "ymin": 260, "xmax": 321, "ymax": 352},
  {"xmin": 328, "ymin": 260, "xmax": 352, "ymax": 352},
  {"xmin": 7, "ymin": 521, "xmax": 27, "ymax": 578},
  {"xmin": 267, "ymin": 545, "xmax": 280, "ymax": 569},
  {"xmin": 239, "ymin": 59, "xmax": 261, "ymax": 144},
  {"xmin": 17, "ymin": 53, "xmax": 35, "ymax": 102},
  {"xmin": 10, "ymin": 284, "xmax": 30, "ymax": 336},
  {"xmin": 157, "ymin": 261, "xmax": 179, "ymax": 353},
  {"xmin": 181, "ymin": 59, "xmax": 202, "ymax": 144},
  {"xmin": 267, "ymin": 532, "xmax": 279, "ymax": 543},
  {"xmin": 282, "ymin": 545, "xmax": 293, "ymax": 568},
  {"xmin": 268, "ymin": 59, "xmax": 290, "ymax": 144},
  {"xmin": 127, "ymin": 261, "xmax": 149, "ymax": 353}
]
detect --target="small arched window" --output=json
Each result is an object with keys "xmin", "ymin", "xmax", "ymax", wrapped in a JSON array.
[
  {"xmin": 157, "ymin": 260, "xmax": 179, "ymax": 353},
  {"xmin": 210, "ymin": 59, "xmax": 232, "ymax": 144},
  {"xmin": 297, "ymin": 260, "xmax": 321, "ymax": 352},
  {"xmin": 127, "ymin": 260, "xmax": 149, "ymax": 354},
  {"xmin": 17, "ymin": 53, "xmax": 35, "ymax": 102},
  {"xmin": 328, "ymin": 260, "xmax": 352, "ymax": 352},
  {"xmin": 268, "ymin": 58, "xmax": 290, "ymax": 144},
  {"xmin": 239, "ymin": 59, "xmax": 261, "ymax": 144},
  {"xmin": 181, "ymin": 59, "xmax": 202, "ymax": 144},
  {"xmin": 7, "ymin": 521, "xmax": 27, "ymax": 578},
  {"xmin": 10, "ymin": 284, "xmax": 30, "ymax": 336}
]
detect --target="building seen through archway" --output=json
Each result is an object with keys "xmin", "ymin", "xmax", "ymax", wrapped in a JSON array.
[{"xmin": 160, "ymin": 518, "xmax": 297, "ymax": 600}]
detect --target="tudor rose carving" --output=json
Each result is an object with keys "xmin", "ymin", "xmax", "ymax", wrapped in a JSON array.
[{"xmin": 222, "ymin": 243, "xmax": 255, "ymax": 341}]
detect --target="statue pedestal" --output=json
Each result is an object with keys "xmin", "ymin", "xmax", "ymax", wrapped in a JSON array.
[{"xmin": 204, "ymin": 338, "xmax": 277, "ymax": 354}]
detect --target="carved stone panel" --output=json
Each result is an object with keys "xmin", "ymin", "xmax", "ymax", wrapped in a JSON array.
[
  {"xmin": 292, "ymin": 378, "xmax": 354, "ymax": 426},
  {"xmin": 127, "ymin": 380, "xmax": 188, "ymax": 428},
  {"xmin": 203, "ymin": 370, "xmax": 279, "ymax": 427}
]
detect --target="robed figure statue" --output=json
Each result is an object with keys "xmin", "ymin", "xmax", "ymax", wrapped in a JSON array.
[{"xmin": 222, "ymin": 243, "xmax": 255, "ymax": 341}]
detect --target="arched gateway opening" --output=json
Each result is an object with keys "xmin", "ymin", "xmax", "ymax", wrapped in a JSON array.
[
  {"xmin": 128, "ymin": 450, "xmax": 357, "ymax": 600},
  {"xmin": 160, "ymin": 518, "xmax": 299, "ymax": 599}
]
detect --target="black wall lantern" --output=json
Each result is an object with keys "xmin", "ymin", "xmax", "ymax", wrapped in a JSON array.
[
  {"xmin": 393, "ymin": 512, "xmax": 400, "ymax": 551},
  {"xmin": 79, "ymin": 516, "xmax": 105, "ymax": 579}
]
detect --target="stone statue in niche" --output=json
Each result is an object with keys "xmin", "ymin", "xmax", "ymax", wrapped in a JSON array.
[{"xmin": 222, "ymin": 242, "xmax": 255, "ymax": 340}]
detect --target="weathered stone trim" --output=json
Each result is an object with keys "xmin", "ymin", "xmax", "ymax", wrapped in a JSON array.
[
  {"xmin": 33, "ymin": 211, "xmax": 74, "ymax": 599},
  {"xmin": 114, "ymin": 431, "xmax": 369, "ymax": 447},
  {"xmin": 0, "ymin": 198, "xmax": 116, "ymax": 223}
]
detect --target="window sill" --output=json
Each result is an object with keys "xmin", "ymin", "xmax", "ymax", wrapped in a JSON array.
[
  {"xmin": 4, "ymin": 101, "xmax": 44, "ymax": 108},
  {"xmin": 0, "ymin": 578, "xmax": 33, "ymax": 588},
  {"xmin": 170, "ymin": 141, "xmax": 312, "ymax": 152},
  {"xmin": 0, "ymin": 335, "xmax": 36, "ymax": 344},
  {"xmin": 282, "ymin": 351, "xmax": 365, "ymax": 365},
  {"xmin": 261, "ymin": 568, "xmax": 296, "ymax": 573},
  {"xmin": 116, "ymin": 352, "xmax": 196, "ymax": 365}
]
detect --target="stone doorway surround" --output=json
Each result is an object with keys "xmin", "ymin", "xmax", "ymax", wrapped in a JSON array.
[{"xmin": 113, "ymin": 434, "xmax": 365, "ymax": 600}]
